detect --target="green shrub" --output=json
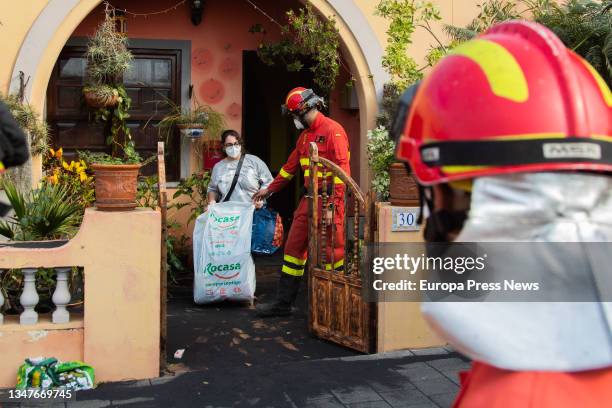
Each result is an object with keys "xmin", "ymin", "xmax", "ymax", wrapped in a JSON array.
[{"xmin": 367, "ymin": 126, "xmax": 396, "ymax": 201}]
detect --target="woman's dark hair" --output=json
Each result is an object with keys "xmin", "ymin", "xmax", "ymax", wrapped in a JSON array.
[{"xmin": 220, "ymin": 129, "xmax": 245, "ymax": 157}]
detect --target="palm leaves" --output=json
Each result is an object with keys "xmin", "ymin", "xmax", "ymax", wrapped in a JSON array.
[
  {"xmin": 532, "ymin": 0, "xmax": 612, "ymax": 86},
  {"xmin": 427, "ymin": 0, "xmax": 612, "ymax": 87},
  {"xmin": 0, "ymin": 180, "xmax": 82, "ymax": 241}
]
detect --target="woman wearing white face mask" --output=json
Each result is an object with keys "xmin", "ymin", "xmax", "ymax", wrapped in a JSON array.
[{"xmin": 206, "ymin": 130, "xmax": 273, "ymax": 208}]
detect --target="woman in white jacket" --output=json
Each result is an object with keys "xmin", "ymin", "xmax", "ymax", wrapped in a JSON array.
[{"xmin": 206, "ymin": 130, "xmax": 273, "ymax": 206}]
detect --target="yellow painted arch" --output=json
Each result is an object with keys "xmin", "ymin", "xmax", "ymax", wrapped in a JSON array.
[{"xmin": 10, "ymin": 0, "xmax": 378, "ymax": 190}]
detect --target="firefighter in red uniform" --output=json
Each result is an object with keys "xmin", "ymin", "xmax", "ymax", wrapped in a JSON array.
[
  {"xmin": 253, "ymin": 87, "xmax": 350, "ymax": 317},
  {"xmin": 394, "ymin": 21, "xmax": 612, "ymax": 407}
]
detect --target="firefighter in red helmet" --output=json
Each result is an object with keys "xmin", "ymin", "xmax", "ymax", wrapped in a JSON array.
[
  {"xmin": 253, "ymin": 87, "xmax": 351, "ymax": 317},
  {"xmin": 394, "ymin": 21, "xmax": 612, "ymax": 407}
]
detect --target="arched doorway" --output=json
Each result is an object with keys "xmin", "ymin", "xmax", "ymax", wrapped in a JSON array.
[
  {"xmin": 9, "ymin": 0, "xmax": 385, "ymax": 367},
  {"xmin": 10, "ymin": 0, "xmax": 387, "ymax": 190}
]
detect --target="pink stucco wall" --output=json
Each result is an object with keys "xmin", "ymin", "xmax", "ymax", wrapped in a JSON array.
[{"xmin": 71, "ymin": 0, "xmax": 361, "ymax": 181}]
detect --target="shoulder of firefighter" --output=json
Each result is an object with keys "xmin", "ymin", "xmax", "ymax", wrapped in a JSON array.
[{"xmin": 267, "ymin": 113, "xmax": 350, "ymax": 195}]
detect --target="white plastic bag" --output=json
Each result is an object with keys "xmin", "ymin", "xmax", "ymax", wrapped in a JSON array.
[{"xmin": 193, "ymin": 201, "xmax": 256, "ymax": 304}]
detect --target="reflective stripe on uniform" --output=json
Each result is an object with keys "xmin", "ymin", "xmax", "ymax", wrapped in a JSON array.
[
  {"xmin": 324, "ymin": 259, "xmax": 344, "ymax": 270},
  {"xmin": 300, "ymin": 158, "xmax": 324, "ymax": 167},
  {"xmin": 304, "ymin": 170, "xmax": 335, "ymax": 178},
  {"xmin": 284, "ymin": 254, "xmax": 307, "ymax": 266},
  {"xmin": 282, "ymin": 264, "xmax": 304, "ymax": 276},
  {"xmin": 304, "ymin": 170, "xmax": 322, "ymax": 177},
  {"xmin": 279, "ymin": 168, "xmax": 294, "ymax": 180},
  {"xmin": 282, "ymin": 254, "xmax": 307, "ymax": 276}
]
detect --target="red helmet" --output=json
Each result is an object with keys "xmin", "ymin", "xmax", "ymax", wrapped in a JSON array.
[
  {"xmin": 282, "ymin": 87, "xmax": 325, "ymax": 115},
  {"xmin": 394, "ymin": 20, "xmax": 612, "ymax": 185}
]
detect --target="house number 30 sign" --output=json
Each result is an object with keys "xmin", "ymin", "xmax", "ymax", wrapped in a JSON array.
[{"xmin": 391, "ymin": 207, "xmax": 421, "ymax": 232}]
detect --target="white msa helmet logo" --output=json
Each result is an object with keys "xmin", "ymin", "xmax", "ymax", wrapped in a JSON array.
[
  {"xmin": 421, "ymin": 147, "xmax": 440, "ymax": 162},
  {"xmin": 542, "ymin": 142, "xmax": 601, "ymax": 160}
]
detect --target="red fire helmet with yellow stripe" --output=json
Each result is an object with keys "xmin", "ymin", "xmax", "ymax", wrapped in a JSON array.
[
  {"xmin": 282, "ymin": 87, "xmax": 325, "ymax": 115},
  {"xmin": 395, "ymin": 20, "xmax": 612, "ymax": 185}
]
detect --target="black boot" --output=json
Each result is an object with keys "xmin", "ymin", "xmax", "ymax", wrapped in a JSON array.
[{"xmin": 255, "ymin": 273, "xmax": 301, "ymax": 317}]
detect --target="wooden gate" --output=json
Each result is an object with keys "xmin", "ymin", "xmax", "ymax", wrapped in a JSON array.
[{"xmin": 307, "ymin": 142, "xmax": 376, "ymax": 353}]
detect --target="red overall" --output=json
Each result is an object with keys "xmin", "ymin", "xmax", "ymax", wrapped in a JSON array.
[
  {"xmin": 453, "ymin": 362, "xmax": 612, "ymax": 408},
  {"xmin": 267, "ymin": 112, "xmax": 350, "ymax": 276}
]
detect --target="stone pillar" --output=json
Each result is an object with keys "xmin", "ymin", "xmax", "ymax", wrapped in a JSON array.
[
  {"xmin": 19, "ymin": 268, "xmax": 39, "ymax": 325},
  {"xmin": 52, "ymin": 267, "xmax": 71, "ymax": 324}
]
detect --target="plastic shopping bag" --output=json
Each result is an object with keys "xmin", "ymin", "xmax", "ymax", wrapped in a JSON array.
[
  {"xmin": 251, "ymin": 207, "xmax": 283, "ymax": 255},
  {"xmin": 193, "ymin": 201, "xmax": 256, "ymax": 304},
  {"xmin": 16, "ymin": 357, "xmax": 95, "ymax": 390}
]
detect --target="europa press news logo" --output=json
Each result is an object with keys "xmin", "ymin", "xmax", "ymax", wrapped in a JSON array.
[{"xmin": 205, "ymin": 262, "xmax": 242, "ymax": 280}]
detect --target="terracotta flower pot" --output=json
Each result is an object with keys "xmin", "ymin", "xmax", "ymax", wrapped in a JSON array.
[
  {"xmin": 83, "ymin": 90, "xmax": 119, "ymax": 109},
  {"xmin": 389, "ymin": 162, "xmax": 419, "ymax": 206},
  {"xmin": 176, "ymin": 123, "xmax": 204, "ymax": 130},
  {"xmin": 91, "ymin": 163, "xmax": 141, "ymax": 211}
]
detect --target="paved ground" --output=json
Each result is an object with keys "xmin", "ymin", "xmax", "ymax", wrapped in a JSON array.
[
  {"xmin": 3, "ymin": 349, "xmax": 467, "ymax": 407},
  {"xmin": 1, "ymin": 255, "xmax": 469, "ymax": 407}
]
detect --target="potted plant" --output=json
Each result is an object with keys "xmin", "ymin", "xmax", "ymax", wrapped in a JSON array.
[
  {"xmin": 157, "ymin": 99, "xmax": 225, "ymax": 169},
  {"xmin": 82, "ymin": 10, "xmax": 132, "ymax": 109},
  {"xmin": 80, "ymin": 10, "xmax": 151, "ymax": 211},
  {"xmin": 158, "ymin": 100, "xmax": 224, "ymax": 141},
  {"xmin": 82, "ymin": 84, "xmax": 120, "ymax": 109},
  {"xmin": 82, "ymin": 80, "xmax": 147, "ymax": 212}
]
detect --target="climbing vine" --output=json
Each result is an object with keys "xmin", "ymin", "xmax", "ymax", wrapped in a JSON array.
[
  {"xmin": 375, "ymin": 0, "xmax": 442, "ymax": 90},
  {"xmin": 251, "ymin": 4, "xmax": 341, "ymax": 93}
]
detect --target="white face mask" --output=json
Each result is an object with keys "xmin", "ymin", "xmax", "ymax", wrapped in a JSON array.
[
  {"xmin": 225, "ymin": 145, "xmax": 241, "ymax": 159},
  {"xmin": 293, "ymin": 118, "xmax": 305, "ymax": 130}
]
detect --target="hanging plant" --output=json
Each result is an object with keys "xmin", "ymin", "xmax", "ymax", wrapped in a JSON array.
[
  {"xmin": 156, "ymin": 98, "xmax": 226, "ymax": 158},
  {"xmin": 250, "ymin": 4, "xmax": 341, "ymax": 93},
  {"xmin": 83, "ymin": 8, "xmax": 133, "ymax": 109},
  {"xmin": 85, "ymin": 9, "xmax": 133, "ymax": 87}
]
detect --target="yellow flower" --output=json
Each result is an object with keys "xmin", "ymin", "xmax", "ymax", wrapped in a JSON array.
[
  {"xmin": 48, "ymin": 174, "xmax": 59, "ymax": 184},
  {"xmin": 62, "ymin": 161, "xmax": 70, "ymax": 171},
  {"xmin": 49, "ymin": 148, "xmax": 55, "ymax": 157},
  {"xmin": 56, "ymin": 148, "xmax": 63, "ymax": 159},
  {"xmin": 80, "ymin": 160, "xmax": 87, "ymax": 169}
]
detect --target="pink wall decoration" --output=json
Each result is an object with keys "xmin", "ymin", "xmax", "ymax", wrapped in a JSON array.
[
  {"xmin": 199, "ymin": 79, "xmax": 225, "ymax": 104},
  {"xmin": 192, "ymin": 48, "xmax": 214, "ymax": 73},
  {"xmin": 226, "ymin": 102, "xmax": 242, "ymax": 121},
  {"xmin": 219, "ymin": 57, "xmax": 239, "ymax": 80}
]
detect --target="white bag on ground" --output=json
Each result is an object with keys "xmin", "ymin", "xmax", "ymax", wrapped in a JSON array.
[{"xmin": 193, "ymin": 201, "xmax": 256, "ymax": 304}]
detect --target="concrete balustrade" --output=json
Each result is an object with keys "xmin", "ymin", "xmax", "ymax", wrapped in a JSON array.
[
  {"xmin": 0, "ymin": 208, "xmax": 161, "ymax": 387},
  {"xmin": 19, "ymin": 268, "xmax": 39, "ymax": 325},
  {"xmin": 52, "ymin": 267, "xmax": 71, "ymax": 324},
  {"xmin": 0, "ymin": 267, "xmax": 75, "ymax": 326}
]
